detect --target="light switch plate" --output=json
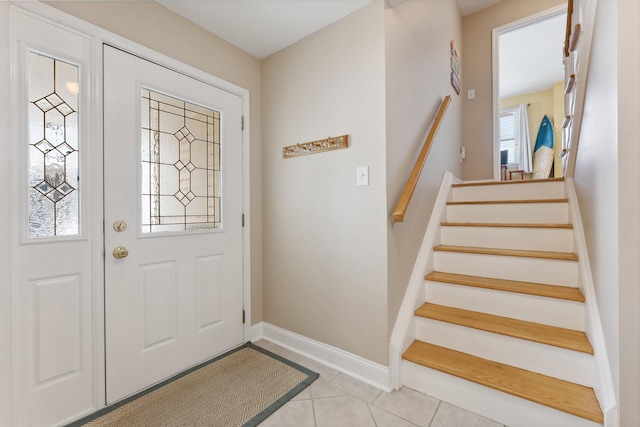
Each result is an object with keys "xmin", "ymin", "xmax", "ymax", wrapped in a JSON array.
[{"xmin": 357, "ymin": 166, "xmax": 369, "ymax": 186}]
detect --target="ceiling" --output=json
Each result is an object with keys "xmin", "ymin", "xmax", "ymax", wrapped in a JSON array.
[
  {"xmin": 158, "ymin": 0, "xmax": 505, "ymax": 59},
  {"xmin": 158, "ymin": 0, "xmax": 374, "ymax": 59},
  {"xmin": 158, "ymin": 0, "xmax": 565, "ymax": 97},
  {"xmin": 456, "ymin": 0, "xmax": 503, "ymax": 17}
]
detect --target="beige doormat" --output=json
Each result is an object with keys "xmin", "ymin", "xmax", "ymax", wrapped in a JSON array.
[{"xmin": 70, "ymin": 343, "xmax": 318, "ymax": 427}]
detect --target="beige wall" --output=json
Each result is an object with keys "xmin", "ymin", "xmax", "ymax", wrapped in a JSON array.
[
  {"xmin": 261, "ymin": 1, "xmax": 389, "ymax": 364},
  {"xmin": 574, "ymin": 0, "xmax": 640, "ymax": 425},
  {"xmin": 500, "ymin": 84, "xmax": 563, "ymax": 178},
  {"xmin": 384, "ymin": 0, "xmax": 462, "ymax": 337},
  {"xmin": 461, "ymin": 0, "xmax": 565, "ymax": 180},
  {"xmin": 46, "ymin": 1, "xmax": 265, "ymax": 323}
]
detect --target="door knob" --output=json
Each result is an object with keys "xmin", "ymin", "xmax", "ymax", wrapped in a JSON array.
[{"xmin": 113, "ymin": 246, "xmax": 129, "ymax": 259}]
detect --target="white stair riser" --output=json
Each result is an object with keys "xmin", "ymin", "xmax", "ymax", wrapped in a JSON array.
[
  {"xmin": 414, "ymin": 319, "xmax": 594, "ymax": 387},
  {"xmin": 441, "ymin": 226, "xmax": 575, "ymax": 252},
  {"xmin": 424, "ymin": 281, "xmax": 585, "ymax": 330},
  {"xmin": 434, "ymin": 252, "xmax": 579, "ymax": 287},
  {"xmin": 451, "ymin": 181, "xmax": 566, "ymax": 202},
  {"xmin": 446, "ymin": 202, "xmax": 569, "ymax": 224},
  {"xmin": 402, "ymin": 361, "xmax": 602, "ymax": 427}
]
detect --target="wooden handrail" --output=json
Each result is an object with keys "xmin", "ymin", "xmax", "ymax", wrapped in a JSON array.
[{"xmin": 392, "ymin": 95, "xmax": 451, "ymax": 224}]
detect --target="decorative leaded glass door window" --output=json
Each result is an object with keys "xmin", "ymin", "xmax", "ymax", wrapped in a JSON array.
[
  {"xmin": 28, "ymin": 52, "xmax": 80, "ymax": 237},
  {"xmin": 141, "ymin": 89, "xmax": 221, "ymax": 233}
]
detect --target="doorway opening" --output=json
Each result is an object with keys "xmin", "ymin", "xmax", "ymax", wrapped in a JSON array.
[{"xmin": 492, "ymin": 5, "xmax": 567, "ymax": 181}]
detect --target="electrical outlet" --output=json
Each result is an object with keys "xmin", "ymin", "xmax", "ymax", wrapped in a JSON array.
[{"xmin": 467, "ymin": 89, "xmax": 475, "ymax": 100}]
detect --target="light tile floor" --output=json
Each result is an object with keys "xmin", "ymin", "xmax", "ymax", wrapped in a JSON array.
[{"xmin": 255, "ymin": 340, "xmax": 505, "ymax": 427}]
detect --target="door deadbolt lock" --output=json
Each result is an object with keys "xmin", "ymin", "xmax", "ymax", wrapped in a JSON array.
[
  {"xmin": 113, "ymin": 246, "xmax": 129, "ymax": 259},
  {"xmin": 113, "ymin": 220, "xmax": 127, "ymax": 232}
]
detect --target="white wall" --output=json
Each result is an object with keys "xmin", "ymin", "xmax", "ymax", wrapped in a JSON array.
[
  {"xmin": 384, "ymin": 0, "xmax": 462, "ymax": 336},
  {"xmin": 261, "ymin": 1, "xmax": 389, "ymax": 364},
  {"xmin": 574, "ymin": 0, "xmax": 640, "ymax": 424},
  {"xmin": 573, "ymin": 0, "xmax": 619, "ymax": 407},
  {"xmin": 615, "ymin": 0, "xmax": 640, "ymax": 424}
]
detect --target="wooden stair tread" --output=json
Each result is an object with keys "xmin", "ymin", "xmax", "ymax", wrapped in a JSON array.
[
  {"xmin": 415, "ymin": 303, "xmax": 593, "ymax": 354},
  {"xmin": 452, "ymin": 178, "xmax": 565, "ymax": 188},
  {"xmin": 402, "ymin": 341, "xmax": 603, "ymax": 424},
  {"xmin": 434, "ymin": 245, "xmax": 578, "ymax": 261},
  {"xmin": 447, "ymin": 198, "xmax": 568, "ymax": 205},
  {"xmin": 425, "ymin": 272, "xmax": 585, "ymax": 302},
  {"xmin": 441, "ymin": 222, "xmax": 572, "ymax": 229}
]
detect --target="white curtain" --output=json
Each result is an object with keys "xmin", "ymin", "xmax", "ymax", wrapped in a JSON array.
[{"xmin": 518, "ymin": 103, "xmax": 533, "ymax": 173}]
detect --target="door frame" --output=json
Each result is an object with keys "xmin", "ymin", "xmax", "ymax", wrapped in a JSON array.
[
  {"xmin": 2, "ymin": 2, "xmax": 252, "ymax": 423},
  {"xmin": 0, "ymin": 3, "xmax": 13, "ymax": 425},
  {"xmin": 491, "ymin": 4, "xmax": 567, "ymax": 181}
]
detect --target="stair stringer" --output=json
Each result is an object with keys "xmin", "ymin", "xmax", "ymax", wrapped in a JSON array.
[
  {"xmin": 388, "ymin": 170, "xmax": 457, "ymax": 390},
  {"xmin": 566, "ymin": 178, "xmax": 618, "ymax": 426}
]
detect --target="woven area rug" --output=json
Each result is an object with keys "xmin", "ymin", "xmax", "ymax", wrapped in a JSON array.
[{"xmin": 72, "ymin": 343, "xmax": 318, "ymax": 427}]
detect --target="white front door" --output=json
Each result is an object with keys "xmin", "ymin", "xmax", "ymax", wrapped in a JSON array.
[{"xmin": 103, "ymin": 46, "xmax": 244, "ymax": 403}]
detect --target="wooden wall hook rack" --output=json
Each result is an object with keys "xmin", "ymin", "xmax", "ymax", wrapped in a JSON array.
[{"xmin": 283, "ymin": 135, "xmax": 349, "ymax": 158}]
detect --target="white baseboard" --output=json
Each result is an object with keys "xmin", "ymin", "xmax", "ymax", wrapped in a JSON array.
[
  {"xmin": 249, "ymin": 321, "xmax": 264, "ymax": 343},
  {"xmin": 251, "ymin": 322, "xmax": 390, "ymax": 392}
]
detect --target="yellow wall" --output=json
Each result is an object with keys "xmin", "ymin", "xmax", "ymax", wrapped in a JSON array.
[{"xmin": 500, "ymin": 83, "xmax": 564, "ymax": 178}]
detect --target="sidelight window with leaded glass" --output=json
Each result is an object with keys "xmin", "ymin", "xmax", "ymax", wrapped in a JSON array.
[
  {"xmin": 140, "ymin": 89, "xmax": 221, "ymax": 233},
  {"xmin": 28, "ymin": 52, "xmax": 80, "ymax": 237}
]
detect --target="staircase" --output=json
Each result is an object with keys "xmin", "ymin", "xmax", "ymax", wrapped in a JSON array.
[{"xmin": 400, "ymin": 178, "xmax": 604, "ymax": 427}]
